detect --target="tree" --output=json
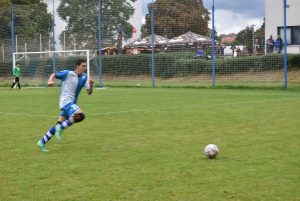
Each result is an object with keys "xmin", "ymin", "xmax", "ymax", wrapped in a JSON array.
[
  {"xmin": 235, "ymin": 19, "xmax": 265, "ymax": 54},
  {"xmin": 235, "ymin": 26, "xmax": 254, "ymax": 53},
  {"xmin": 140, "ymin": 23, "xmax": 148, "ymax": 38},
  {"xmin": 144, "ymin": 0, "xmax": 210, "ymax": 38},
  {"xmin": 57, "ymin": 0, "xmax": 136, "ymax": 50},
  {"xmin": 0, "ymin": 0, "xmax": 52, "ymax": 40},
  {"xmin": 254, "ymin": 19, "xmax": 265, "ymax": 53}
]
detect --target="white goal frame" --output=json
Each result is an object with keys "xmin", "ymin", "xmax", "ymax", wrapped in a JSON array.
[{"xmin": 13, "ymin": 49, "xmax": 92, "ymax": 78}]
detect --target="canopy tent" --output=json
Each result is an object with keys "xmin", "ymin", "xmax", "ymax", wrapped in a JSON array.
[
  {"xmin": 168, "ymin": 31, "xmax": 212, "ymax": 47},
  {"xmin": 124, "ymin": 34, "xmax": 169, "ymax": 48}
]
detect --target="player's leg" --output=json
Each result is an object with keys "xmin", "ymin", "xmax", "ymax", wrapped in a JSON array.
[
  {"xmin": 15, "ymin": 77, "xmax": 21, "ymax": 89},
  {"xmin": 55, "ymin": 115, "xmax": 71, "ymax": 139},
  {"xmin": 36, "ymin": 115, "xmax": 66, "ymax": 152},
  {"xmin": 11, "ymin": 78, "xmax": 16, "ymax": 88},
  {"xmin": 55, "ymin": 109, "xmax": 86, "ymax": 139},
  {"xmin": 17, "ymin": 80, "xmax": 21, "ymax": 89},
  {"xmin": 54, "ymin": 103, "xmax": 85, "ymax": 139}
]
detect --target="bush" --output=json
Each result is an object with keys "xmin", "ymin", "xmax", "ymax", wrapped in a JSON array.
[
  {"xmin": 0, "ymin": 62, "xmax": 12, "ymax": 77},
  {"xmin": 0, "ymin": 53, "xmax": 299, "ymax": 79},
  {"xmin": 288, "ymin": 54, "xmax": 300, "ymax": 69}
]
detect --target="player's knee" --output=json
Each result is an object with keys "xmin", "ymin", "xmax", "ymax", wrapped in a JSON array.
[{"xmin": 73, "ymin": 113, "xmax": 85, "ymax": 123}]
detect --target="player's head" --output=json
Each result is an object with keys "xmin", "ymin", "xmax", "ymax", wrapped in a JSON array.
[
  {"xmin": 75, "ymin": 58, "xmax": 87, "ymax": 75},
  {"xmin": 16, "ymin": 62, "xmax": 21, "ymax": 67}
]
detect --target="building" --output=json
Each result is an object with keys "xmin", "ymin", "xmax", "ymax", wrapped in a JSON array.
[
  {"xmin": 220, "ymin": 34, "xmax": 236, "ymax": 45},
  {"xmin": 265, "ymin": 0, "xmax": 300, "ymax": 53}
]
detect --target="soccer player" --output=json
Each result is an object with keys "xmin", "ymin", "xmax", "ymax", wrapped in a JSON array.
[
  {"xmin": 11, "ymin": 63, "xmax": 22, "ymax": 90},
  {"xmin": 36, "ymin": 58, "xmax": 94, "ymax": 152}
]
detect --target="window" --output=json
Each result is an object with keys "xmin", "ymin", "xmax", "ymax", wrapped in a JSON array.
[
  {"xmin": 292, "ymin": 27, "xmax": 300, "ymax": 44},
  {"xmin": 279, "ymin": 27, "xmax": 291, "ymax": 44},
  {"xmin": 278, "ymin": 26, "xmax": 300, "ymax": 45}
]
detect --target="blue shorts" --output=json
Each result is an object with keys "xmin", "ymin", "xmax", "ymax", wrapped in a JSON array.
[{"xmin": 60, "ymin": 102, "xmax": 80, "ymax": 119}]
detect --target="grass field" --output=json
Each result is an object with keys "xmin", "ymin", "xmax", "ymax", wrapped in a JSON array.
[{"xmin": 0, "ymin": 87, "xmax": 299, "ymax": 201}]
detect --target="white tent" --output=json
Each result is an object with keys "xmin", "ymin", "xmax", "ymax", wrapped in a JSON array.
[
  {"xmin": 168, "ymin": 31, "xmax": 212, "ymax": 46},
  {"xmin": 124, "ymin": 34, "xmax": 169, "ymax": 48}
]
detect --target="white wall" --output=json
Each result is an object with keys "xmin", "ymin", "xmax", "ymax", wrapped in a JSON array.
[{"xmin": 265, "ymin": 0, "xmax": 300, "ymax": 53}]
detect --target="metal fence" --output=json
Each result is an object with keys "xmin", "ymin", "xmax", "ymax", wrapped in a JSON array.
[{"xmin": 0, "ymin": 0, "xmax": 299, "ymax": 88}]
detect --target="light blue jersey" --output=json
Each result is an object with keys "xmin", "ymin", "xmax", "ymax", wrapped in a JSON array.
[{"xmin": 55, "ymin": 70, "xmax": 90, "ymax": 109}]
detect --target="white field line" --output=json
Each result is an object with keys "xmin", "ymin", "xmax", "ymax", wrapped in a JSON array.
[{"xmin": 0, "ymin": 98, "xmax": 299, "ymax": 118}]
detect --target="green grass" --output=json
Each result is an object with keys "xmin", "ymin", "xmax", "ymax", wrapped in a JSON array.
[{"xmin": 0, "ymin": 87, "xmax": 299, "ymax": 201}]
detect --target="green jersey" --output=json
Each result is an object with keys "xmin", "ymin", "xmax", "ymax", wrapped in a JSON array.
[{"xmin": 13, "ymin": 67, "xmax": 21, "ymax": 77}]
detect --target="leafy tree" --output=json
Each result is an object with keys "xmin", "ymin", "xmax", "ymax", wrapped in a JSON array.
[
  {"xmin": 235, "ymin": 19, "xmax": 265, "ymax": 54},
  {"xmin": 144, "ymin": 0, "xmax": 210, "ymax": 38},
  {"xmin": 140, "ymin": 23, "xmax": 148, "ymax": 38},
  {"xmin": 254, "ymin": 19, "xmax": 265, "ymax": 52},
  {"xmin": 235, "ymin": 26, "xmax": 255, "ymax": 53},
  {"xmin": 0, "ymin": 0, "xmax": 51, "ymax": 40},
  {"xmin": 57, "ymin": 0, "xmax": 136, "ymax": 50}
]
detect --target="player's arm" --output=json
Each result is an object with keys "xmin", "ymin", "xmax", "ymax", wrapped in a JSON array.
[
  {"xmin": 48, "ymin": 73, "xmax": 56, "ymax": 87},
  {"xmin": 87, "ymin": 79, "xmax": 94, "ymax": 95}
]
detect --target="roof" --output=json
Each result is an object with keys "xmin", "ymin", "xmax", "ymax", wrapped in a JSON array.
[
  {"xmin": 168, "ymin": 31, "xmax": 212, "ymax": 46},
  {"xmin": 124, "ymin": 35, "xmax": 169, "ymax": 48}
]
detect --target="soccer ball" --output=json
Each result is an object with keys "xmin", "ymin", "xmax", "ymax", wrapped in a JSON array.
[{"xmin": 204, "ymin": 144, "xmax": 219, "ymax": 159}]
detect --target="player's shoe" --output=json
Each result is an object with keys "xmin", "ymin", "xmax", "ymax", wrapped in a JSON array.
[
  {"xmin": 36, "ymin": 140, "xmax": 49, "ymax": 152},
  {"xmin": 55, "ymin": 124, "xmax": 62, "ymax": 140}
]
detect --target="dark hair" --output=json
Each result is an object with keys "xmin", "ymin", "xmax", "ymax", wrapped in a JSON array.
[
  {"xmin": 75, "ymin": 58, "xmax": 87, "ymax": 66},
  {"xmin": 16, "ymin": 63, "xmax": 21, "ymax": 66}
]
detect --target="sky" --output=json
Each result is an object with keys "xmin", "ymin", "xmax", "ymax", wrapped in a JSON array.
[{"xmin": 142, "ymin": 0, "xmax": 265, "ymax": 35}]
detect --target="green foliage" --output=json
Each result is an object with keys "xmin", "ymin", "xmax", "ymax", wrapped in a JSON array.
[
  {"xmin": 235, "ymin": 20, "xmax": 265, "ymax": 54},
  {"xmin": 1, "ymin": 54, "xmax": 300, "ymax": 80},
  {"xmin": 101, "ymin": 52, "xmax": 194, "ymax": 77},
  {"xmin": 144, "ymin": 0, "xmax": 210, "ymax": 38},
  {"xmin": 254, "ymin": 18, "xmax": 265, "ymax": 51},
  {"xmin": 0, "ymin": 1, "xmax": 52, "ymax": 39},
  {"xmin": 57, "ymin": 0, "xmax": 136, "ymax": 50},
  {"xmin": 0, "ymin": 62, "xmax": 12, "ymax": 77},
  {"xmin": 99, "ymin": 53, "xmax": 299, "ymax": 77},
  {"xmin": 235, "ymin": 26, "xmax": 254, "ymax": 53},
  {"xmin": 288, "ymin": 54, "xmax": 300, "ymax": 68}
]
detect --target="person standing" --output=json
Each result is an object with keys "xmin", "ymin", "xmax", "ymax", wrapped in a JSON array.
[
  {"xmin": 36, "ymin": 58, "xmax": 94, "ymax": 152},
  {"xmin": 266, "ymin": 35, "xmax": 274, "ymax": 54},
  {"xmin": 275, "ymin": 35, "xmax": 284, "ymax": 53},
  {"xmin": 11, "ymin": 63, "xmax": 22, "ymax": 90}
]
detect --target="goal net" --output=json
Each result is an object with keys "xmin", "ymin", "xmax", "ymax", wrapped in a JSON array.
[{"xmin": 13, "ymin": 50, "xmax": 94, "ymax": 86}]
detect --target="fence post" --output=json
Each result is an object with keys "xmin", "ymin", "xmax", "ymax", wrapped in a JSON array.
[
  {"xmin": 283, "ymin": 0, "xmax": 288, "ymax": 89},
  {"xmin": 98, "ymin": 0, "xmax": 103, "ymax": 87},
  {"xmin": 52, "ymin": 0, "xmax": 56, "ymax": 73},
  {"xmin": 151, "ymin": 0, "xmax": 156, "ymax": 87},
  {"xmin": 211, "ymin": 0, "xmax": 216, "ymax": 87},
  {"xmin": 11, "ymin": 1, "xmax": 15, "ymax": 64}
]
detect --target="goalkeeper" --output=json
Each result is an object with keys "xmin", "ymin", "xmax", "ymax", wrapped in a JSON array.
[
  {"xmin": 11, "ymin": 63, "xmax": 22, "ymax": 90},
  {"xmin": 37, "ymin": 58, "xmax": 94, "ymax": 152}
]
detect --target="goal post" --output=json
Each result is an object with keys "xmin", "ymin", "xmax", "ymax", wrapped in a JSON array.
[{"xmin": 13, "ymin": 50, "xmax": 93, "ymax": 86}]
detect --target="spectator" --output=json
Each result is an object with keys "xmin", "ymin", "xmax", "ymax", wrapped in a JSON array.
[
  {"xmin": 275, "ymin": 35, "xmax": 283, "ymax": 53},
  {"xmin": 230, "ymin": 45, "xmax": 236, "ymax": 56},
  {"xmin": 236, "ymin": 47, "xmax": 241, "ymax": 56},
  {"xmin": 266, "ymin": 35, "xmax": 274, "ymax": 54}
]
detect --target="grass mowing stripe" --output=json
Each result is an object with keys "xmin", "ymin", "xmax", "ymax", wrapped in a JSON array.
[{"xmin": 0, "ymin": 97, "xmax": 298, "ymax": 118}]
